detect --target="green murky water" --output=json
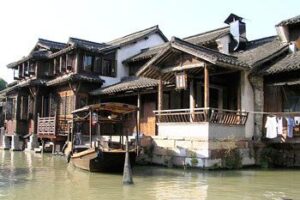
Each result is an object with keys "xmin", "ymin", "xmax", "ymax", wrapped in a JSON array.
[{"xmin": 0, "ymin": 151, "xmax": 299, "ymax": 200}]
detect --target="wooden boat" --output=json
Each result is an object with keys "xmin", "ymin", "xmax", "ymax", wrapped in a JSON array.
[{"xmin": 67, "ymin": 103, "xmax": 138, "ymax": 173}]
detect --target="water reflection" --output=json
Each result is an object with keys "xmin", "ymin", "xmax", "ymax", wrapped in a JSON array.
[{"xmin": 0, "ymin": 151, "xmax": 300, "ymax": 200}]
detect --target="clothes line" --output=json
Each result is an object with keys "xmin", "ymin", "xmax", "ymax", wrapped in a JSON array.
[{"xmin": 241, "ymin": 111, "xmax": 300, "ymax": 116}]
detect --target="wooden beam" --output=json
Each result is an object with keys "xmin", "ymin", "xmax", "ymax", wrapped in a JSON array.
[
  {"xmin": 189, "ymin": 79, "xmax": 195, "ymax": 122},
  {"xmin": 59, "ymin": 56, "xmax": 63, "ymax": 73},
  {"xmin": 161, "ymin": 62, "xmax": 205, "ymax": 73},
  {"xmin": 137, "ymin": 92, "xmax": 141, "ymax": 132},
  {"xmin": 89, "ymin": 109, "xmax": 92, "ymax": 148},
  {"xmin": 157, "ymin": 76, "xmax": 163, "ymax": 122},
  {"xmin": 75, "ymin": 51, "xmax": 79, "ymax": 73},
  {"xmin": 204, "ymin": 64, "xmax": 209, "ymax": 108}
]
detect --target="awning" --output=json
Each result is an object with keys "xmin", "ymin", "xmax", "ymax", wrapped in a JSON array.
[{"xmin": 268, "ymin": 79, "xmax": 300, "ymax": 86}]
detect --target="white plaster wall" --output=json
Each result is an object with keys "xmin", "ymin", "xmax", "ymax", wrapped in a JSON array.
[
  {"xmin": 216, "ymin": 35, "xmax": 230, "ymax": 54},
  {"xmin": 158, "ymin": 123, "xmax": 209, "ymax": 139},
  {"xmin": 240, "ymin": 71, "xmax": 254, "ymax": 138},
  {"xmin": 158, "ymin": 122, "xmax": 246, "ymax": 140},
  {"xmin": 208, "ymin": 124, "xmax": 245, "ymax": 139},
  {"xmin": 101, "ymin": 33, "xmax": 166, "ymax": 86},
  {"xmin": 276, "ymin": 26, "xmax": 289, "ymax": 43}
]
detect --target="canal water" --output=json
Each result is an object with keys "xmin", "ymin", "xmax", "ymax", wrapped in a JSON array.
[{"xmin": 0, "ymin": 151, "xmax": 300, "ymax": 200}]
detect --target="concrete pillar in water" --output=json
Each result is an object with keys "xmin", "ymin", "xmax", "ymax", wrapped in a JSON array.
[
  {"xmin": 123, "ymin": 136, "xmax": 133, "ymax": 185},
  {"xmin": 11, "ymin": 135, "xmax": 22, "ymax": 151},
  {"xmin": 2, "ymin": 135, "xmax": 11, "ymax": 150},
  {"xmin": 25, "ymin": 134, "xmax": 39, "ymax": 151}
]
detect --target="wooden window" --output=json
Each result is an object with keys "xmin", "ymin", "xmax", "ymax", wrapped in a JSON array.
[
  {"xmin": 59, "ymin": 96, "xmax": 66, "ymax": 116},
  {"xmin": 66, "ymin": 54, "xmax": 74, "ymax": 72},
  {"xmin": 284, "ymin": 86, "xmax": 300, "ymax": 112},
  {"xmin": 175, "ymin": 72, "xmax": 187, "ymax": 90},
  {"xmin": 20, "ymin": 96, "xmax": 28, "ymax": 120},
  {"xmin": 5, "ymin": 98, "xmax": 13, "ymax": 119},
  {"xmin": 94, "ymin": 57, "xmax": 102, "ymax": 73},
  {"xmin": 24, "ymin": 63, "xmax": 29, "ymax": 76},
  {"xmin": 101, "ymin": 59, "xmax": 116, "ymax": 77},
  {"xmin": 29, "ymin": 63, "xmax": 35, "ymax": 75},
  {"xmin": 61, "ymin": 55, "xmax": 66, "ymax": 73},
  {"xmin": 54, "ymin": 58, "xmax": 60, "ymax": 74},
  {"xmin": 83, "ymin": 55, "xmax": 93, "ymax": 72}
]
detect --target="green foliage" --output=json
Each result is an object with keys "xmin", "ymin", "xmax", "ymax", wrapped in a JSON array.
[
  {"xmin": 222, "ymin": 148, "xmax": 242, "ymax": 169},
  {"xmin": 0, "ymin": 78, "xmax": 7, "ymax": 91},
  {"xmin": 190, "ymin": 153, "xmax": 199, "ymax": 167},
  {"xmin": 260, "ymin": 147, "xmax": 278, "ymax": 168},
  {"xmin": 143, "ymin": 143, "xmax": 154, "ymax": 158}
]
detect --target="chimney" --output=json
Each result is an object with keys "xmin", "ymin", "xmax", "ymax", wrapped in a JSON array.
[{"xmin": 224, "ymin": 13, "xmax": 247, "ymax": 51}]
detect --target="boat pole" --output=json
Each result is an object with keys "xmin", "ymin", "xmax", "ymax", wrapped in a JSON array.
[{"xmin": 123, "ymin": 134, "xmax": 133, "ymax": 185}]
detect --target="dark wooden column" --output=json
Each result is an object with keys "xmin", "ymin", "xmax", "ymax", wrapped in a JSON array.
[
  {"xmin": 157, "ymin": 76, "xmax": 163, "ymax": 122},
  {"xmin": 137, "ymin": 92, "xmax": 141, "ymax": 133},
  {"xmin": 204, "ymin": 64, "xmax": 210, "ymax": 121},
  {"xmin": 204, "ymin": 64, "xmax": 210, "ymax": 108},
  {"xmin": 89, "ymin": 109, "xmax": 92, "ymax": 148},
  {"xmin": 30, "ymin": 87, "xmax": 39, "ymax": 134},
  {"xmin": 189, "ymin": 79, "xmax": 195, "ymax": 122}
]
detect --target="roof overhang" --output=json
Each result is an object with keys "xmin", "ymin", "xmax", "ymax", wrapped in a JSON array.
[{"xmin": 137, "ymin": 37, "xmax": 248, "ymax": 79}]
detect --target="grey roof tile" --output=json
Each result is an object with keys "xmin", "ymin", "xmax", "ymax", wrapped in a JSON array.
[
  {"xmin": 107, "ymin": 25, "xmax": 168, "ymax": 47},
  {"xmin": 233, "ymin": 36, "xmax": 288, "ymax": 68},
  {"xmin": 90, "ymin": 76, "xmax": 158, "ymax": 95},
  {"xmin": 276, "ymin": 15, "xmax": 300, "ymax": 26},
  {"xmin": 46, "ymin": 73, "xmax": 104, "ymax": 86},
  {"xmin": 258, "ymin": 50, "xmax": 300, "ymax": 75},
  {"xmin": 183, "ymin": 26, "xmax": 230, "ymax": 45},
  {"xmin": 125, "ymin": 26, "xmax": 230, "ymax": 64}
]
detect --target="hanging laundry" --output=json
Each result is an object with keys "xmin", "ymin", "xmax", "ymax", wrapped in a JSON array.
[
  {"xmin": 265, "ymin": 116, "xmax": 278, "ymax": 139},
  {"xmin": 294, "ymin": 116, "xmax": 300, "ymax": 125},
  {"xmin": 286, "ymin": 117, "xmax": 295, "ymax": 138},
  {"xmin": 277, "ymin": 117, "xmax": 283, "ymax": 135}
]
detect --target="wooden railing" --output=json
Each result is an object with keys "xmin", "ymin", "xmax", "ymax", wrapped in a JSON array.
[
  {"xmin": 37, "ymin": 115, "xmax": 71, "ymax": 137},
  {"xmin": 210, "ymin": 108, "xmax": 248, "ymax": 125},
  {"xmin": 37, "ymin": 115, "xmax": 56, "ymax": 136},
  {"xmin": 154, "ymin": 108, "xmax": 248, "ymax": 125}
]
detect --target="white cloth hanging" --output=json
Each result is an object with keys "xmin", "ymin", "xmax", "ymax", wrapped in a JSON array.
[
  {"xmin": 265, "ymin": 116, "xmax": 278, "ymax": 139},
  {"xmin": 277, "ymin": 117, "xmax": 283, "ymax": 135}
]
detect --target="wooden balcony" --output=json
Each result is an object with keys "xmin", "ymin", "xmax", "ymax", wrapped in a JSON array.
[
  {"xmin": 37, "ymin": 116, "xmax": 56, "ymax": 138},
  {"xmin": 154, "ymin": 108, "xmax": 249, "ymax": 139},
  {"xmin": 154, "ymin": 108, "xmax": 248, "ymax": 125},
  {"xmin": 37, "ymin": 115, "xmax": 70, "ymax": 140}
]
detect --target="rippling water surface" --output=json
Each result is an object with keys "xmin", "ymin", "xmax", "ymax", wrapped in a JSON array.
[{"xmin": 0, "ymin": 151, "xmax": 300, "ymax": 200}]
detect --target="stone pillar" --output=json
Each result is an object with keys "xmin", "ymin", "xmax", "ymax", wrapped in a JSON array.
[
  {"xmin": 25, "ymin": 134, "xmax": 39, "ymax": 151},
  {"xmin": 249, "ymin": 75, "xmax": 264, "ymax": 139},
  {"xmin": 189, "ymin": 79, "xmax": 195, "ymax": 122},
  {"xmin": 2, "ymin": 135, "xmax": 11, "ymax": 150},
  {"xmin": 11, "ymin": 135, "xmax": 22, "ymax": 151}
]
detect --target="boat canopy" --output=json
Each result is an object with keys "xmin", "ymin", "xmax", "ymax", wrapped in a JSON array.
[{"xmin": 72, "ymin": 102, "xmax": 138, "ymax": 115}]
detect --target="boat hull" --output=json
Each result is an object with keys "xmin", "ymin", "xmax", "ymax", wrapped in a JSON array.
[{"xmin": 71, "ymin": 148, "xmax": 136, "ymax": 173}]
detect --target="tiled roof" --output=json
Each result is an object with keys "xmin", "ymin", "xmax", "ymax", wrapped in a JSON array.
[
  {"xmin": 233, "ymin": 36, "xmax": 288, "ymax": 68},
  {"xmin": 90, "ymin": 76, "xmax": 158, "ymax": 95},
  {"xmin": 170, "ymin": 37, "xmax": 248, "ymax": 68},
  {"xmin": 17, "ymin": 79, "xmax": 47, "ymax": 88},
  {"xmin": 137, "ymin": 37, "xmax": 249, "ymax": 78},
  {"xmin": 125, "ymin": 26, "xmax": 231, "ymax": 64},
  {"xmin": 258, "ymin": 50, "xmax": 300, "ymax": 75},
  {"xmin": 37, "ymin": 38, "xmax": 66, "ymax": 51},
  {"xmin": 107, "ymin": 25, "xmax": 168, "ymax": 47},
  {"xmin": 124, "ymin": 44, "xmax": 167, "ymax": 64},
  {"xmin": 7, "ymin": 50, "xmax": 50, "ymax": 69},
  {"xmin": 183, "ymin": 26, "xmax": 230, "ymax": 45},
  {"xmin": 46, "ymin": 73, "xmax": 104, "ymax": 86},
  {"xmin": 68, "ymin": 37, "xmax": 109, "ymax": 52},
  {"xmin": 276, "ymin": 15, "xmax": 300, "ymax": 26}
]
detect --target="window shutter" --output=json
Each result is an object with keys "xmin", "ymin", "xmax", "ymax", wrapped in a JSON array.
[{"xmin": 112, "ymin": 60, "xmax": 117, "ymax": 77}]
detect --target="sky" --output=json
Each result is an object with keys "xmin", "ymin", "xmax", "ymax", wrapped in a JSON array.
[{"xmin": 0, "ymin": 0, "xmax": 298, "ymax": 83}]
